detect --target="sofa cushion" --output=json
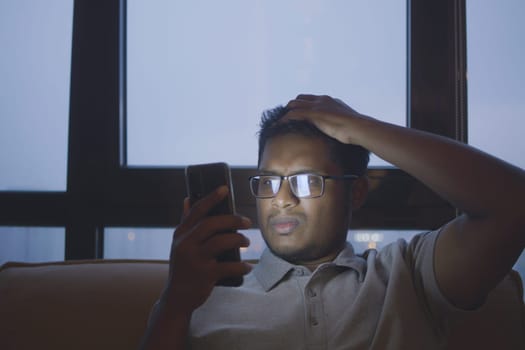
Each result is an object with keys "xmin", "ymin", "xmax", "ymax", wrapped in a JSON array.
[
  {"xmin": 0, "ymin": 259, "xmax": 168, "ymax": 350},
  {"xmin": 1, "ymin": 260, "xmax": 523, "ymax": 350}
]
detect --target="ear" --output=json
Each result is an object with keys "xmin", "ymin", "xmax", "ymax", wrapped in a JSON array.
[{"xmin": 350, "ymin": 176, "xmax": 368, "ymax": 210}]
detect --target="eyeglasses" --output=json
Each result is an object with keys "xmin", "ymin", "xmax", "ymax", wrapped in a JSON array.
[{"xmin": 249, "ymin": 173, "xmax": 358, "ymax": 199}]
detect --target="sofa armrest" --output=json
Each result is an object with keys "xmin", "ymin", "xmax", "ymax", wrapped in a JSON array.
[{"xmin": 0, "ymin": 259, "xmax": 169, "ymax": 350}]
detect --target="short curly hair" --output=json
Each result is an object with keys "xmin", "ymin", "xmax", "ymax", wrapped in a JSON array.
[{"xmin": 257, "ymin": 105, "xmax": 370, "ymax": 176}]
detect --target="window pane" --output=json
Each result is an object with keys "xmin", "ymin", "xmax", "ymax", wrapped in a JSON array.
[
  {"xmin": 467, "ymin": 1, "xmax": 525, "ymax": 300},
  {"xmin": 0, "ymin": 227, "xmax": 65, "ymax": 265},
  {"xmin": 103, "ymin": 227, "xmax": 422, "ymax": 261},
  {"xmin": 127, "ymin": 0, "xmax": 406, "ymax": 167},
  {"xmin": 350, "ymin": 229, "xmax": 421, "ymax": 252},
  {"xmin": 0, "ymin": 0, "xmax": 73, "ymax": 191},
  {"xmin": 103, "ymin": 227, "xmax": 265, "ymax": 261},
  {"xmin": 243, "ymin": 229, "xmax": 425, "ymax": 260},
  {"xmin": 104, "ymin": 227, "xmax": 173, "ymax": 260},
  {"xmin": 104, "ymin": 227, "xmax": 525, "ymax": 300},
  {"xmin": 467, "ymin": 0, "xmax": 525, "ymax": 169}
]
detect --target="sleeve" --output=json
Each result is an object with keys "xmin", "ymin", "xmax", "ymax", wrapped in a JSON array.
[
  {"xmin": 407, "ymin": 229, "xmax": 525, "ymax": 348},
  {"xmin": 406, "ymin": 229, "xmax": 477, "ymax": 336}
]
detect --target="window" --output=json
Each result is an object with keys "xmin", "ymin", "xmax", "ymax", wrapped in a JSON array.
[
  {"xmin": 126, "ymin": 0, "xmax": 406, "ymax": 167},
  {"xmin": 0, "ymin": 227, "xmax": 65, "ymax": 265},
  {"xmin": 104, "ymin": 228, "xmax": 423, "ymax": 261},
  {"xmin": 466, "ymin": 0, "xmax": 525, "ymax": 169},
  {"xmin": 0, "ymin": 0, "xmax": 72, "ymax": 264},
  {"xmin": 0, "ymin": 1, "xmax": 475, "ymax": 269},
  {"xmin": 104, "ymin": 227, "xmax": 173, "ymax": 260},
  {"xmin": 466, "ymin": 0, "xmax": 525, "ymax": 289},
  {"xmin": 0, "ymin": 0, "xmax": 73, "ymax": 191}
]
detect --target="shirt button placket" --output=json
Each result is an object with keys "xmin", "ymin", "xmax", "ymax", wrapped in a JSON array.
[
  {"xmin": 305, "ymin": 282, "xmax": 325, "ymax": 349},
  {"xmin": 308, "ymin": 288, "xmax": 319, "ymax": 326}
]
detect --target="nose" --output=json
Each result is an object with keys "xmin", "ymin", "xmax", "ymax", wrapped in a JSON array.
[{"xmin": 271, "ymin": 178, "xmax": 299, "ymax": 209}]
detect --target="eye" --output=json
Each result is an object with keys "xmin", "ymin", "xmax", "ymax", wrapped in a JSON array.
[
  {"xmin": 261, "ymin": 177, "xmax": 273, "ymax": 186},
  {"xmin": 308, "ymin": 175, "xmax": 322, "ymax": 186}
]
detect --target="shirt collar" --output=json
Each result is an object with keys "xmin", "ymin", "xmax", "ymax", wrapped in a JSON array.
[{"xmin": 253, "ymin": 242, "xmax": 366, "ymax": 292}]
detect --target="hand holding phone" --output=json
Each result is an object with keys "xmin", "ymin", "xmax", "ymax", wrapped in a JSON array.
[{"xmin": 185, "ymin": 162, "xmax": 245, "ymax": 287}]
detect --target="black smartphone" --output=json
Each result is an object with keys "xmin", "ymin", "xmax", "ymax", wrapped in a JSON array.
[{"xmin": 185, "ymin": 162, "xmax": 243, "ymax": 287}]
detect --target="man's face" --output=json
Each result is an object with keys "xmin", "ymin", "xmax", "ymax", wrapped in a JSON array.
[{"xmin": 257, "ymin": 134, "xmax": 352, "ymax": 265}]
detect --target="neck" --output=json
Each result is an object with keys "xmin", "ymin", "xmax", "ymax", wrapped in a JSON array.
[{"xmin": 296, "ymin": 250, "xmax": 342, "ymax": 272}]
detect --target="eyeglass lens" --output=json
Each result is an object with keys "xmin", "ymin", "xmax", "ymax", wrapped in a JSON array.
[{"xmin": 252, "ymin": 174, "xmax": 324, "ymax": 198}]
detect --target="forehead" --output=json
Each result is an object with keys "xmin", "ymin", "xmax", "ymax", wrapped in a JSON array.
[{"xmin": 259, "ymin": 134, "xmax": 342, "ymax": 174}]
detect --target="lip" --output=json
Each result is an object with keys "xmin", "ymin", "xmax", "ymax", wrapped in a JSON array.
[{"xmin": 269, "ymin": 216, "xmax": 301, "ymax": 235}]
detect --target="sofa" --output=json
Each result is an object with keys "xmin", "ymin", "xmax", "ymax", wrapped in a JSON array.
[{"xmin": 1, "ymin": 259, "xmax": 524, "ymax": 350}]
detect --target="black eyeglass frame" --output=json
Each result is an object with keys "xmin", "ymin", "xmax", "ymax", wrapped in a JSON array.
[{"xmin": 248, "ymin": 173, "xmax": 359, "ymax": 199}]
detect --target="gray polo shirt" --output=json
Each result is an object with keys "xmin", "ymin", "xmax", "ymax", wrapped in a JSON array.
[{"xmin": 188, "ymin": 229, "xmax": 467, "ymax": 349}]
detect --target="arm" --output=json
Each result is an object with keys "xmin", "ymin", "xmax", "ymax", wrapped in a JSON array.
[
  {"xmin": 140, "ymin": 186, "xmax": 252, "ymax": 349},
  {"xmin": 286, "ymin": 94, "xmax": 525, "ymax": 308}
]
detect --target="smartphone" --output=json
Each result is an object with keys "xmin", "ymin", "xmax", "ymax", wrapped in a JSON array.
[{"xmin": 185, "ymin": 162, "xmax": 243, "ymax": 287}]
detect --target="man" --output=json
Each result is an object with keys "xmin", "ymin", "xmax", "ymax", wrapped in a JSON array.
[{"xmin": 141, "ymin": 95, "xmax": 525, "ymax": 349}]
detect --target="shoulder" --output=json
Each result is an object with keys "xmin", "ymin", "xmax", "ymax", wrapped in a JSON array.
[
  {"xmin": 361, "ymin": 230, "xmax": 439, "ymax": 271},
  {"xmin": 356, "ymin": 230, "xmax": 443, "ymax": 299}
]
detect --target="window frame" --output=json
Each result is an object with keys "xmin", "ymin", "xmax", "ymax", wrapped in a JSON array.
[{"xmin": 0, "ymin": 0, "xmax": 466, "ymax": 260}]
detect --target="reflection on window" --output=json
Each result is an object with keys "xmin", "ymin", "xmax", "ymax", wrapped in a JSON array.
[
  {"xmin": 0, "ymin": 227, "xmax": 65, "ymax": 265},
  {"xmin": 0, "ymin": 0, "xmax": 73, "ymax": 191},
  {"xmin": 127, "ymin": 0, "xmax": 405, "ymax": 167}
]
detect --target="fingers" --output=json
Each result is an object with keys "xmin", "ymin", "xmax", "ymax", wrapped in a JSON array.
[
  {"xmin": 190, "ymin": 214, "xmax": 252, "ymax": 243},
  {"xmin": 287, "ymin": 94, "xmax": 353, "ymax": 110},
  {"xmin": 173, "ymin": 184, "xmax": 252, "ymax": 254},
  {"xmin": 285, "ymin": 94, "xmax": 336, "ymax": 117},
  {"xmin": 183, "ymin": 197, "xmax": 191, "ymax": 216},
  {"xmin": 172, "ymin": 214, "xmax": 251, "ymax": 250},
  {"xmin": 165, "ymin": 193, "xmax": 253, "ymax": 311},
  {"xmin": 294, "ymin": 93, "xmax": 327, "ymax": 101},
  {"xmin": 203, "ymin": 232, "xmax": 250, "ymax": 258},
  {"xmin": 286, "ymin": 97, "xmax": 315, "ymax": 110},
  {"xmin": 285, "ymin": 94, "xmax": 359, "ymax": 119},
  {"xmin": 287, "ymin": 94, "xmax": 331, "ymax": 106},
  {"xmin": 179, "ymin": 185, "xmax": 229, "ymax": 230}
]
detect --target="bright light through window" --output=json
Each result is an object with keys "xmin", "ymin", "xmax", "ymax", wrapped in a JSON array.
[
  {"xmin": 467, "ymin": 0, "xmax": 525, "ymax": 295},
  {"xmin": 0, "ymin": 227, "xmax": 65, "ymax": 265},
  {"xmin": 467, "ymin": 0, "xmax": 525, "ymax": 170},
  {"xmin": 127, "ymin": 0, "xmax": 406, "ymax": 167},
  {"xmin": 0, "ymin": 0, "xmax": 73, "ymax": 191}
]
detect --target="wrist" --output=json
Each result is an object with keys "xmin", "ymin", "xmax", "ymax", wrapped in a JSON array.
[
  {"xmin": 341, "ymin": 113, "xmax": 376, "ymax": 146},
  {"xmin": 158, "ymin": 293, "xmax": 194, "ymax": 323}
]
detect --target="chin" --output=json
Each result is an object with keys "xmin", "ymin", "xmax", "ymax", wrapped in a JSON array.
[{"xmin": 267, "ymin": 243, "xmax": 319, "ymax": 263}]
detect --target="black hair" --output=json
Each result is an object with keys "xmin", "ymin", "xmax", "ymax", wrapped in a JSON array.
[{"xmin": 257, "ymin": 105, "xmax": 370, "ymax": 176}]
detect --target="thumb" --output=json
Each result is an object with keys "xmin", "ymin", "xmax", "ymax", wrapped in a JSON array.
[{"xmin": 183, "ymin": 197, "xmax": 191, "ymax": 216}]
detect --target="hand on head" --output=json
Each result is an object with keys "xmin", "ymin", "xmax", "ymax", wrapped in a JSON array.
[{"xmin": 284, "ymin": 94, "xmax": 373, "ymax": 145}]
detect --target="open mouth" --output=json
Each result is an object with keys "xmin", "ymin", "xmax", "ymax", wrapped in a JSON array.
[{"xmin": 270, "ymin": 216, "xmax": 300, "ymax": 235}]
